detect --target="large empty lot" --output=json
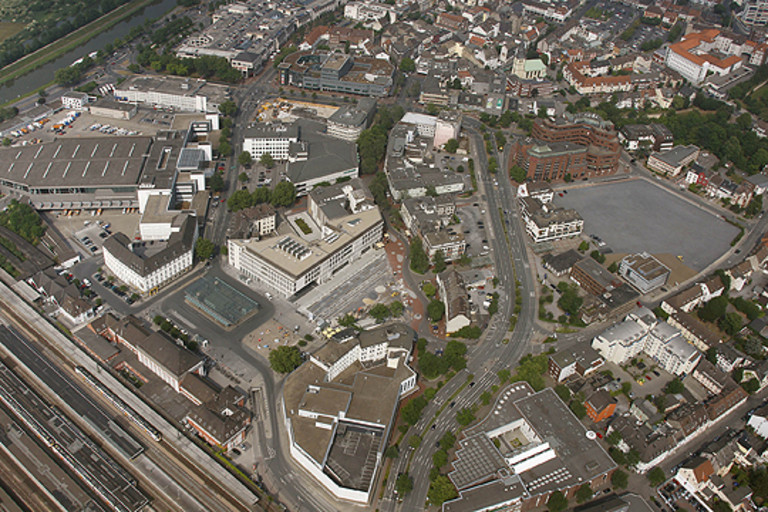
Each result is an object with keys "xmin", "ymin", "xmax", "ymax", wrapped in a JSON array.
[{"xmin": 557, "ymin": 179, "xmax": 738, "ymax": 271}]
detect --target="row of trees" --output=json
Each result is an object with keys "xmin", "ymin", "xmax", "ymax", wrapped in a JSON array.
[
  {"xmin": 227, "ymin": 181, "xmax": 296, "ymax": 211},
  {"xmin": 357, "ymin": 105, "xmax": 405, "ymax": 174},
  {"xmin": 417, "ymin": 340, "xmax": 467, "ymax": 379},
  {"xmin": 135, "ymin": 46, "xmax": 241, "ymax": 83}
]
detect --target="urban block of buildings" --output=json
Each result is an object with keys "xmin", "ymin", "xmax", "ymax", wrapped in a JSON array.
[
  {"xmin": 114, "ymin": 75, "xmax": 230, "ymax": 113},
  {"xmin": 228, "ymin": 179, "xmax": 382, "ymax": 298},
  {"xmin": 242, "ymin": 120, "xmax": 359, "ymax": 196},
  {"xmin": 278, "ymin": 52, "xmax": 395, "ymax": 97},
  {"xmin": 618, "ymin": 252, "xmax": 670, "ymax": 294},
  {"xmin": 511, "ymin": 114, "xmax": 621, "ymax": 182},
  {"xmin": 442, "ymin": 384, "xmax": 616, "ymax": 512},
  {"xmin": 401, "ymin": 195, "xmax": 466, "ymax": 262},
  {"xmin": 103, "ymin": 215, "xmax": 197, "ymax": 295},
  {"xmin": 282, "ymin": 323, "xmax": 416, "ymax": 503},
  {"xmin": 592, "ymin": 308, "xmax": 701, "ymax": 377}
]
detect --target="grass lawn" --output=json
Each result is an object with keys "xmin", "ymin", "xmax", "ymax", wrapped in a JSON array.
[{"xmin": 0, "ymin": 22, "xmax": 25, "ymax": 43}]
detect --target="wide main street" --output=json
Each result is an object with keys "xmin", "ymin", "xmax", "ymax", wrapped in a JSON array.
[{"xmin": 379, "ymin": 118, "xmax": 540, "ymax": 511}]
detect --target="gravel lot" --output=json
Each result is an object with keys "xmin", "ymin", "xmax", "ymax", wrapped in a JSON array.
[{"xmin": 557, "ymin": 180, "xmax": 738, "ymax": 271}]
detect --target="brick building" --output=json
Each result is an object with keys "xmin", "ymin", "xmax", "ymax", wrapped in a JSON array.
[{"xmin": 510, "ymin": 114, "xmax": 620, "ymax": 182}]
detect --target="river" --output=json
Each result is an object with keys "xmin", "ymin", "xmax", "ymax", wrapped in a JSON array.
[{"xmin": 0, "ymin": 0, "xmax": 178, "ymax": 104}]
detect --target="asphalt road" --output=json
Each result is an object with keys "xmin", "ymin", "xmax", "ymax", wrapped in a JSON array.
[{"xmin": 380, "ymin": 118, "xmax": 539, "ymax": 511}]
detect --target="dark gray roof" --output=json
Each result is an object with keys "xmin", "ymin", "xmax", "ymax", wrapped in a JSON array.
[
  {"xmin": 0, "ymin": 136, "xmax": 152, "ymax": 188},
  {"xmin": 542, "ymin": 249, "xmax": 582, "ymax": 273},
  {"xmin": 103, "ymin": 215, "xmax": 196, "ymax": 277},
  {"xmin": 286, "ymin": 122, "xmax": 358, "ymax": 184}
]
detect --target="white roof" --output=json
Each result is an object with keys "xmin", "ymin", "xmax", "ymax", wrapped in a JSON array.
[{"xmin": 401, "ymin": 112, "xmax": 437, "ymax": 127}]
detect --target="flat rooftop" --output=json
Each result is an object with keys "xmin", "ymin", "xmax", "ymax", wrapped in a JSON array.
[
  {"xmin": 232, "ymin": 207, "xmax": 382, "ymax": 279},
  {"xmin": 0, "ymin": 137, "xmax": 152, "ymax": 189},
  {"xmin": 184, "ymin": 275, "xmax": 260, "ymax": 327},
  {"xmin": 115, "ymin": 75, "xmax": 230, "ymax": 103}
]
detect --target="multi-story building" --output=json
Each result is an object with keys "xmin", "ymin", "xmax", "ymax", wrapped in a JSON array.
[
  {"xmin": 522, "ymin": 0, "xmax": 573, "ymax": 22},
  {"xmin": 585, "ymin": 390, "xmax": 617, "ymax": 423},
  {"xmin": 102, "ymin": 216, "xmax": 197, "ymax": 295},
  {"xmin": 401, "ymin": 196, "xmax": 465, "ymax": 261},
  {"xmin": 228, "ymin": 180, "xmax": 383, "ymax": 298},
  {"xmin": 618, "ymin": 252, "xmax": 670, "ymax": 294},
  {"xmin": 113, "ymin": 75, "xmax": 230, "ymax": 113},
  {"xmin": 523, "ymin": 114, "xmax": 621, "ymax": 180},
  {"xmin": 619, "ymin": 124, "xmax": 674, "ymax": 151},
  {"xmin": 344, "ymin": 1, "xmax": 396, "ymax": 23},
  {"xmin": 242, "ymin": 123, "xmax": 300, "ymax": 160},
  {"xmin": 592, "ymin": 318, "xmax": 649, "ymax": 364},
  {"xmin": 326, "ymin": 98, "xmax": 376, "ymax": 142},
  {"xmin": 278, "ymin": 52, "xmax": 394, "ymax": 97},
  {"xmin": 742, "ymin": 0, "xmax": 768, "ymax": 26},
  {"xmin": 437, "ymin": 270, "xmax": 471, "ymax": 334},
  {"xmin": 441, "ymin": 385, "xmax": 616, "ymax": 512},
  {"xmin": 647, "ymin": 145, "xmax": 700, "ymax": 177},
  {"xmin": 511, "ymin": 140, "xmax": 587, "ymax": 182},
  {"xmin": 548, "ymin": 345, "xmax": 605, "ymax": 382},
  {"xmin": 518, "ymin": 196, "xmax": 583, "ymax": 243},
  {"xmin": 283, "ymin": 324, "xmax": 416, "ymax": 503},
  {"xmin": 571, "ymin": 258, "xmax": 624, "ymax": 297},
  {"xmin": 61, "ymin": 91, "xmax": 90, "ymax": 111},
  {"xmin": 433, "ymin": 110, "xmax": 462, "ymax": 150},
  {"xmin": 95, "ymin": 314, "xmax": 204, "ymax": 393},
  {"xmin": 664, "ymin": 30, "xmax": 744, "ymax": 85},
  {"xmin": 643, "ymin": 322, "xmax": 701, "ymax": 376}
]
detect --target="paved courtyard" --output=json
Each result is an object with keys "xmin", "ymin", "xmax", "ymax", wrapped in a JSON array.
[{"xmin": 557, "ymin": 180, "xmax": 738, "ymax": 271}]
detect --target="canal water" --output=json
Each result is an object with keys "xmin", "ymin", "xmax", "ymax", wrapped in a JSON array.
[{"xmin": 0, "ymin": 0, "xmax": 178, "ymax": 104}]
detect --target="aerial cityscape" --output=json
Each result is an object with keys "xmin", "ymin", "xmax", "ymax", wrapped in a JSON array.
[{"xmin": 3, "ymin": 0, "xmax": 768, "ymax": 511}]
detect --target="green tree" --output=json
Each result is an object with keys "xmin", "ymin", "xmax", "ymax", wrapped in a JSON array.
[
  {"xmin": 427, "ymin": 475, "xmax": 458, "ymax": 507},
  {"xmin": 612, "ymin": 469, "xmax": 629, "ymax": 489},
  {"xmin": 227, "ymin": 189, "xmax": 253, "ymax": 211},
  {"xmin": 547, "ymin": 490, "xmax": 568, "ymax": 512},
  {"xmin": 456, "ymin": 407, "xmax": 475, "ymax": 426},
  {"xmin": 194, "ymin": 238, "xmax": 215, "ymax": 260},
  {"xmin": 409, "ymin": 237, "xmax": 430, "ymax": 274},
  {"xmin": 606, "ymin": 430, "xmax": 622, "ymax": 446},
  {"xmin": 433, "ymin": 449, "xmax": 448, "ymax": 468},
  {"xmin": 444, "ymin": 138, "xmax": 459, "ymax": 153},
  {"xmin": 385, "ymin": 445, "xmax": 400, "ymax": 458},
  {"xmin": 271, "ymin": 181, "xmax": 296, "ymax": 207},
  {"xmin": 719, "ymin": 311, "xmax": 743, "ymax": 335},
  {"xmin": 608, "ymin": 261, "xmax": 618, "ymax": 273},
  {"xmin": 578, "ymin": 240, "xmax": 589, "ymax": 252},
  {"xmin": 423, "ymin": 281, "xmax": 437, "ymax": 298},
  {"xmin": 369, "ymin": 303, "xmax": 391, "ymax": 323},
  {"xmin": 268, "ymin": 346, "xmax": 302, "ymax": 373},
  {"xmin": 664, "ymin": 378, "xmax": 685, "ymax": 394},
  {"xmin": 570, "ymin": 400, "xmax": 587, "ymax": 419},
  {"xmin": 557, "ymin": 283, "xmax": 583, "ymax": 316},
  {"xmin": 402, "ymin": 396, "xmax": 428, "ymax": 425},
  {"xmin": 218, "ymin": 100, "xmax": 238, "ymax": 116},
  {"xmin": 238, "ymin": 151, "xmax": 253, "ymax": 167},
  {"xmin": 432, "ymin": 250, "xmax": 447, "ymax": 274},
  {"xmin": 554, "ymin": 384, "xmax": 571, "ymax": 402},
  {"xmin": 389, "ymin": 301, "xmax": 405, "ymax": 317},
  {"xmin": 0, "ymin": 200, "xmax": 45, "ymax": 244},
  {"xmin": 400, "ymin": 57, "xmax": 416, "ymax": 73},
  {"xmin": 408, "ymin": 434, "xmax": 422, "ymax": 448},
  {"xmin": 395, "ymin": 472, "xmax": 413, "ymax": 497},
  {"xmin": 428, "ymin": 300, "xmax": 445, "ymax": 322},
  {"xmin": 648, "ymin": 467, "xmax": 666, "ymax": 487},
  {"xmin": 575, "ymin": 484, "xmax": 593, "ymax": 504},
  {"xmin": 338, "ymin": 314, "xmax": 357, "ymax": 328},
  {"xmin": 510, "ymin": 165, "xmax": 527, "ymax": 183},
  {"xmin": 698, "ymin": 296, "xmax": 729, "ymax": 322},
  {"xmin": 260, "ymin": 152, "xmax": 275, "ymax": 169},
  {"xmin": 210, "ymin": 171, "xmax": 224, "ymax": 192},
  {"xmin": 219, "ymin": 139, "xmax": 232, "ymax": 156}
]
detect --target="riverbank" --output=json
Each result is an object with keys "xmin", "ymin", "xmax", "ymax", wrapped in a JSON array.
[{"xmin": 0, "ymin": 0, "xmax": 162, "ymax": 89}]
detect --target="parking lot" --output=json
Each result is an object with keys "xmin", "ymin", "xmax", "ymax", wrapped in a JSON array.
[
  {"xmin": 557, "ymin": 180, "xmax": 738, "ymax": 271},
  {"xmin": 456, "ymin": 203, "xmax": 491, "ymax": 258}
]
